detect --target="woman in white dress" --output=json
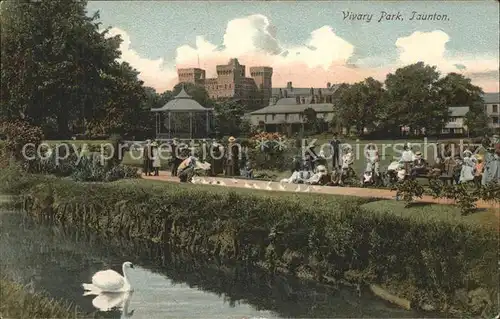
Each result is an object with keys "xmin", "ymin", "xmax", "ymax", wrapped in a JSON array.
[
  {"xmin": 459, "ymin": 150, "xmax": 475, "ymax": 183},
  {"xmin": 152, "ymin": 141, "xmax": 161, "ymax": 176}
]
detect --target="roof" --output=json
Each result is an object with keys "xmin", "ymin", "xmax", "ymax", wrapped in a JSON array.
[
  {"xmin": 251, "ymin": 103, "xmax": 335, "ymax": 114},
  {"xmin": 272, "ymin": 85, "xmax": 340, "ymax": 97},
  {"xmin": 275, "ymin": 98, "xmax": 298, "ymax": 105},
  {"xmin": 449, "ymin": 106, "xmax": 469, "ymax": 117},
  {"xmin": 151, "ymin": 88, "xmax": 212, "ymax": 112},
  {"xmin": 483, "ymin": 93, "xmax": 499, "ymax": 104}
]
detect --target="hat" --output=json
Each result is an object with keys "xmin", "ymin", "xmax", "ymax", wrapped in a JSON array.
[
  {"xmin": 474, "ymin": 154, "xmax": 483, "ymax": 162},
  {"xmin": 228, "ymin": 136, "xmax": 236, "ymax": 142},
  {"xmin": 415, "ymin": 151, "xmax": 422, "ymax": 156}
]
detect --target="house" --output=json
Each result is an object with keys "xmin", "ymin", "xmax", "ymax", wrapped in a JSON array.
[
  {"xmin": 249, "ymin": 97, "xmax": 335, "ymax": 134},
  {"xmin": 483, "ymin": 92, "xmax": 499, "ymax": 131},
  {"xmin": 270, "ymin": 81, "xmax": 340, "ymax": 105},
  {"xmin": 442, "ymin": 106, "xmax": 469, "ymax": 134}
]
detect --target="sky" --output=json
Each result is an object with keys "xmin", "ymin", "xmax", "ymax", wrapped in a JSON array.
[{"xmin": 86, "ymin": 1, "xmax": 499, "ymax": 93}]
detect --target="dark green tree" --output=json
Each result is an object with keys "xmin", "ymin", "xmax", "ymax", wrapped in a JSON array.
[
  {"xmin": 173, "ymin": 82, "xmax": 214, "ymax": 108},
  {"xmin": 332, "ymin": 78, "xmax": 384, "ymax": 136},
  {"xmin": 384, "ymin": 62, "xmax": 449, "ymax": 135},
  {"xmin": 464, "ymin": 104, "xmax": 491, "ymax": 136},
  {"xmin": 437, "ymin": 72, "xmax": 484, "ymax": 107},
  {"xmin": 213, "ymin": 100, "xmax": 245, "ymax": 137},
  {"xmin": 1, "ymin": 0, "xmax": 150, "ymax": 139}
]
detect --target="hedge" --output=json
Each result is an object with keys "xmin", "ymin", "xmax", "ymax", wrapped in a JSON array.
[{"xmin": 0, "ymin": 167, "xmax": 497, "ymax": 317}]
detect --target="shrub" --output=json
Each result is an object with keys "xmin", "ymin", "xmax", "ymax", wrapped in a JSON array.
[
  {"xmin": 0, "ymin": 121, "xmax": 43, "ymax": 161},
  {"xmin": 477, "ymin": 181, "xmax": 500, "ymax": 204},
  {"xmin": 10, "ymin": 173, "xmax": 498, "ymax": 317},
  {"xmin": 71, "ymin": 155, "xmax": 107, "ymax": 182},
  {"xmin": 105, "ymin": 165, "xmax": 139, "ymax": 182},
  {"xmin": 394, "ymin": 179, "xmax": 425, "ymax": 207}
]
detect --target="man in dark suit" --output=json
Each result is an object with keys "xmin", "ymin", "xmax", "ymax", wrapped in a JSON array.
[
  {"xmin": 170, "ymin": 138, "xmax": 182, "ymax": 176},
  {"xmin": 329, "ymin": 133, "xmax": 342, "ymax": 171},
  {"xmin": 142, "ymin": 139, "xmax": 153, "ymax": 176}
]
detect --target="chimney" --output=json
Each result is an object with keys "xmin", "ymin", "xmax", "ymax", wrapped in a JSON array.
[
  {"xmin": 287, "ymin": 81, "xmax": 292, "ymax": 89},
  {"xmin": 327, "ymin": 82, "xmax": 331, "ymax": 88}
]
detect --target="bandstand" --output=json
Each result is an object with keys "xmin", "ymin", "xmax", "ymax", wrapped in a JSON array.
[{"xmin": 151, "ymin": 87, "xmax": 213, "ymax": 139}]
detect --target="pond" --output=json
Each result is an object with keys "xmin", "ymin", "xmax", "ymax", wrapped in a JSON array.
[{"xmin": 0, "ymin": 210, "xmax": 435, "ymax": 318}]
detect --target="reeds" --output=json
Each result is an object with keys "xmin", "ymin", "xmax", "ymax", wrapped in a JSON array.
[{"xmin": 0, "ymin": 278, "xmax": 79, "ymax": 319}]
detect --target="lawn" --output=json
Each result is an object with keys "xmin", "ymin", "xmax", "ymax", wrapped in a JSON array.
[
  {"xmin": 134, "ymin": 178, "xmax": 496, "ymax": 229},
  {"xmin": 361, "ymin": 199, "xmax": 497, "ymax": 229},
  {"xmin": 41, "ymin": 135, "xmax": 484, "ymax": 179}
]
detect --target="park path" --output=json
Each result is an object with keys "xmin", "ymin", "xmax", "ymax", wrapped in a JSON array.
[{"xmin": 142, "ymin": 171, "xmax": 498, "ymax": 210}]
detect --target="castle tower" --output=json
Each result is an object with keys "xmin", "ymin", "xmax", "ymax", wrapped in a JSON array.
[
  {"xmin": 177, "ymin": 68, "xmax": 206, "ymax": 85},
  {"xmin": 215, "ymin": 58, "xmax": 246, "ymax": 98},
  {"xmin": 250, "ymin": 66, "xmax": 273, "ymax": 106}
]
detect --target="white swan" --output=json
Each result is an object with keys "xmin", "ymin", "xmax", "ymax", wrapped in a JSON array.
[
  {"xmin": 83, "ymin": 262, "xmax": 134, "ymax": 293},
  {"xmin": 266, "ymin": 181, "xmax": 272, "ymax": 190},
  {"xmin": 231, "ymin": 178, "xmax": 238, "ymax": 184}
]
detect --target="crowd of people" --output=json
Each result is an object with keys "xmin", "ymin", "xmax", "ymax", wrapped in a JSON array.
[{"xmin": 141, "ymin": 133, "xmax": 500, "ymax": 187}]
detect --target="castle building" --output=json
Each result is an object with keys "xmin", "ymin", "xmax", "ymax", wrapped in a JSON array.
[{"xmin": 177, "ymin": 58, "xmax": 272, "ymax": 109}]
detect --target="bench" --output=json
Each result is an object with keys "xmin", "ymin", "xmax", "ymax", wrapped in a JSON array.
[{"xmin": 402, "ymin": 161, "xmax": 457, "ymax": 185}]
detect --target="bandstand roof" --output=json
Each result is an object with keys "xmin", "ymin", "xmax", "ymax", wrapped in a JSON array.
[{"xmin": 151, "ymin": 87, "xmax": 213, "ymax": 112}]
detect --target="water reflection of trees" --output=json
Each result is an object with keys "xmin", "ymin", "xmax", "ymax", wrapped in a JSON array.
[{"xmin": 0, "ymin": 212, "xmax": 422, "ymax": 318}]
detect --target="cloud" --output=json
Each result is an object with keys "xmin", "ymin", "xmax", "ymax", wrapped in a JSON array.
[
  {"xmin": 395, "ymin": 30, "xmax": 499, "ymax": 91},
  {"xmin": 106, "ymin": 28, "xmax": 177, "ymax": 93},
  {"xmin": 111, "ymin": 15, "xmax": 499, "ymax": 93}
]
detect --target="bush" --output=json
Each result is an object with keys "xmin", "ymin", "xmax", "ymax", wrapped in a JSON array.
[
  {"xmin": 71, "ymin": 155, "xmax": 107, "ymax": 182},
  {"xmin": 8, "ymin": 172, "xmax": 498, "ymax": 317},
  {"xmin": 0, "ymin": 121, "xmax": 44, "ymax": 161},
  {"xmin": 394, "ymin": 179, "xmax": 425, "ymax": 207},
  {"xmin": 105, "ymin": 164, "xmax": 139, "ymax": 182}
]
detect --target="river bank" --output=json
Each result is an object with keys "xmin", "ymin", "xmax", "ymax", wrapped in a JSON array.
[
  {"xmin": 0, "ymin": 209, "xmax": 429, "ymax": 318},
  {"xmin": 1, "ymin": 167, "xmax": 498, "ymax": 318},
  {"xmin": 0, "ymin": 277, "xmax": 80, "ymax": 319}
]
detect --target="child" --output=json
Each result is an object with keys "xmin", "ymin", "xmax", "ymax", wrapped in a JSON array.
[
  {"xmin": 244, "ymin": 160, "xmax": 254, "ymax": 179},
  {"xmin": 362, "ymin": 170, "xmax": 374, "ymax": 185}
]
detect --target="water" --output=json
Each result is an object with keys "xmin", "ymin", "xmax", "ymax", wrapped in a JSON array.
[{"xmin": 0, "ymin": 210, "xmax": 433, "ymax": 318}]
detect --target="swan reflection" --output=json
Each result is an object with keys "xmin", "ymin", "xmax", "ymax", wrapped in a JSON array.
[{"xmin": 85, "ymin": 291, "xmax": 135, "ymax": 318}]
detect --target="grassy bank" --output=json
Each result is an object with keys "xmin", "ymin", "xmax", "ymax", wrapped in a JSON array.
[
  {"xmin": 0, "ymin": 277, "xmax": 78, "ymax": 319},
  {"xmin": 1, "ymin": 167, "xmax": 497, "ymax": 317}
]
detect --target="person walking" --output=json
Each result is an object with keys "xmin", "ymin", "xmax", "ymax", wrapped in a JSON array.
[{"xmin": 329, "ymin": 133, "xmax": 342, "ymax": 171}]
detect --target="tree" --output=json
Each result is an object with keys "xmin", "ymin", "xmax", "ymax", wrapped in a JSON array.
[
  {"xmin": 464, "ymin": 103, "xmax": 491, "ymax": 136},
  {"xmin": 88, "ymin": 62, "xmax": 147, "ymax": 137},
  {"xmin": 0, "ymin": 0, "xmax": 145, "ymax": 139},
  {"xmin": 173, "ymin": 82, "xmax": 214, "ymax": 108},
  {"xmin": 437, "ymin": 73, "xmax": 484, "ymax": 107},
  {"xmin": 384, "ymin": 62, "xmax": 449, "ymax": 135},
  {"xmin": 332, "ymin": 78, "xmax": 384, "ymax": 136},
  {"xmin": 213, "ymin": 100, "xmax": 245, "ymax": 137}
]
